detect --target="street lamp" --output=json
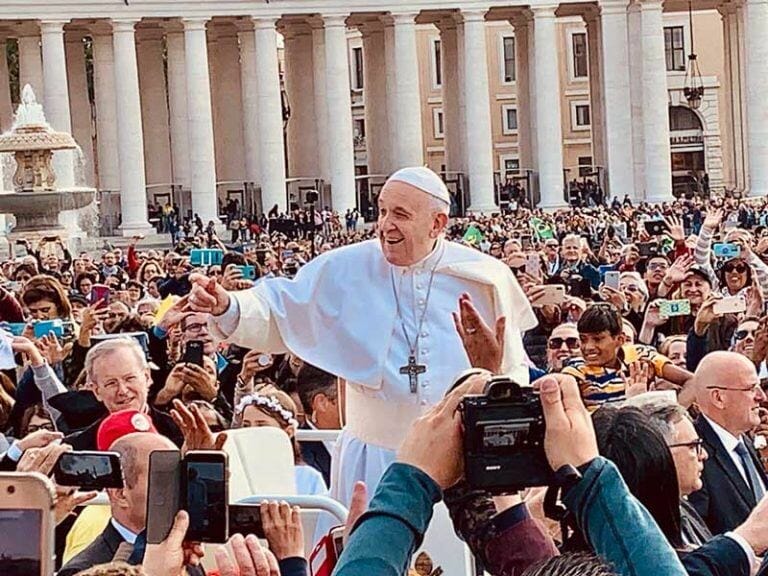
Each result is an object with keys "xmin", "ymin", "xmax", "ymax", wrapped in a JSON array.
[{"xmin": 683, "ymin": 0, "xmax": 704, "ymax": 109}]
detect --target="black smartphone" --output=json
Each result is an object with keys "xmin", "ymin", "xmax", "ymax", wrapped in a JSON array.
[
  {"xmin": 146, "ymin": 450, "xmax": 182, "ymax": 544},
  {"xmin": 644, "ymin": 220, "xmax": 668, "ymax": 236},
  {"xmin": 53, "ymin": 451, "xmax": 123, "ymax": 490},
  {"xmin": 182, "ymin": 340, "xmax": 204, "ymax": 367},
  {"xmin": 637, "ymin": 242, "xmax": 659, "ymax": 257},
  {"xmin": 228, "ymin": 504, "xmax": 264, "ymax": 538},
  {"xmin": 182, "ymin": 451, "xmax": 229, "ymax": 543}
]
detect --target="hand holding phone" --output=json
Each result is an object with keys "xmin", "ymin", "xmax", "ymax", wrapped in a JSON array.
[
  {"xmin": 604, "ymin": 271, "xmax": 620, "ymax": 291},
  {"xmin": 713, "ymin": 295, "xmax": 747, "ymax": 316},
  {"xmin": 53, "ymin": 451, "xmax": 123, "ymax": 490},
  {"xmin": 182, "ymin": 341, "xmax": 204, "ymax": 367}
]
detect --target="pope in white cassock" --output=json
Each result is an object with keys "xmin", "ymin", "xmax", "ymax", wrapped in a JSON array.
[{"xmin": 188, "ymin": 166, "xmax": 537, "ymax": 505}]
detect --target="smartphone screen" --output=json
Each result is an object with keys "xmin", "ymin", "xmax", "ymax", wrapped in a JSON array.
[
  {"xmin": 147, "ymin": 451, "xmax": 181, "ymax": 544},
  {"xmin": 183, "ymin": 454, "xmax": 228, "ymax": 542},
  {"xmin": 53, "ymin": 451, "xmax": 123, "ymax": 490},
  {"xmin": 0, "ymin": 509, "xmax": 42, "ymax": 574},
  {"xmin": 182, "ymin": 341, "xmax": 204, "ymax": 367},
  {"xmin": 228, "ymin": 504, "xmax": 264, "ymax": 538}
]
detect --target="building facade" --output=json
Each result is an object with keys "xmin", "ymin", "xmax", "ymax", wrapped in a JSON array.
[{"xmin": 0, "ymin": 0, "xmax": 759, "ymax": 235}]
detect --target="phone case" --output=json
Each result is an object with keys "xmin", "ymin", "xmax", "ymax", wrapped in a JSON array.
[
  {"xmin": 146, "ymin": 451, "xmax": 182, "ymax": 544},
  {"xmin": 713, "ymin": 297, "xmax": 747, "ymax": 316},
  {"xmin": 659, "ymin": 300, "xmax": 691, "ymax": 317}
]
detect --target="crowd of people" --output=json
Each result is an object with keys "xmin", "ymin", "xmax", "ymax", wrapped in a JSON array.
[{"xmin": 4, "ymin": 180, "xmax": 768, "ymax": 576}]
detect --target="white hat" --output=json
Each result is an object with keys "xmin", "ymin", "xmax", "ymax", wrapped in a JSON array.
[{"xmin": 387, "ymin": 166, "xmax": 451, "ymax": 205}]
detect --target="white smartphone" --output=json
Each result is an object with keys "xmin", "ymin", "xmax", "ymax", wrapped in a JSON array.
[
  {"xmin": 525, "ymin": 253, "xmax": 541, "ymax": 277},
  {"xmin": 533, "ymin": 285, "xmax": 566, "ymax": 307},
  {"xmin": 0, "ymin": 472, "xmax": 56, "ymax": 576},
  {"xmin": 604, "ymin": 271, "xmax": 620, "ymax": 291},
  {"xmin": 713, "ymin": 295, "xmax": 747, "ymax": 316}
]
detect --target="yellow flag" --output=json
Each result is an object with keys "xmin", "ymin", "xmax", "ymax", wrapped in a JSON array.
[{"xmin": 154, "ymin": 295, "xmax": 179, "ymax": 325}]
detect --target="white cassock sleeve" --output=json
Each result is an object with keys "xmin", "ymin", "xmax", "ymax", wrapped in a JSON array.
[{"xmin": 208, "ymin": 287, "xmax": 289, "ymax": 354}]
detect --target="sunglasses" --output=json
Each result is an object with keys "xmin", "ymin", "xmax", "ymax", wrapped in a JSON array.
[
  {"xmin": 668, "ymin": 438, "xmax": 705, "ymax": 456},
  {"xmin": 723, "ymin": 263, "xmax": 748, "ymax": 274},
  {"xmin": 510, "ymin": 265, "xmax": 525, "ymax": 274},
  {"xmin": 548, "ymin": 337, "xmax": 581, "ymax": 350},
  {"xmin": 734, "ymin": 329, "xmax": 757, "ymax": 341}
]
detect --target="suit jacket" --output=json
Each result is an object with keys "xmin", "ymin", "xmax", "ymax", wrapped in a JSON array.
[
  {"xmin": 57, "ymin": 521, "xmax": 125, "ymax": 576},
  {"xmin": 64, "ymin": 406, "xmax": 184, "ymax": 451},
  {"xmin": 299, "ymin": 423, "xmax": 331, "ymax": 487},
  {"xmin": 689, "ymin": 416, "xmax": 768, "ymax": 535}
]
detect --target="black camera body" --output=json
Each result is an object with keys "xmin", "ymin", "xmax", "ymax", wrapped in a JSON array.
[{"xmin": 462, "ymin": 377, "xmax": 554, "ymax": 493}]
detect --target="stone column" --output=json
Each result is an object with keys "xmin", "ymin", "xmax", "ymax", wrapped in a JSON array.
[
  {"xmin": 323, "ymin": 14, "xmax": 357, "ymax": 211},
  {"xmin": 18, "ymin": 35, "xmax": 44, "ymax": 99},
  {"xmin": 0, "ymin": 39, "xmax": 14, "ymax": 132},
  {"xmin": 461, "ymin": 10, "xmax": 496, "ymax": 212},
  {"xmin": 526, "ymin": 16, "xmax": 539, "ymax": 170},
  {"xmin": 391, "ymin": 12, "xmax": 424, "ymax": 168},
  {"xmin": 531, "ymin": 6, "xmax": 566, "ymax": 208},
  {"xmin": 283, "ymin": 23, "xmax": 319, "ymax": 178},
  {"xmin": 91, "ymin": 30, "xmax": 120, "ymax": 192},
  {"xmin": 112, "ymin": 19, "xmax": 152, "ymax": 234},
  {"xmin": 383, "ymin": 21, "xmax": 398, "ymax": 172},
  {"xmin": 584, "ymin": 10, "xmax": 606, "ymax": 174},
  {"xmin": 511, "ymin": 15, "xmax": 533, "ymax": 172},
  {"xmin": 438, "ymin": 18, "xmax": 464, "ymax": 173},
  {"xmin": 719, "ymin": 3, "xmax": 747, "ymax": 192},
  {"xmin": 745, "ymin": 0, "xmax": 768, "ymax": 196},
  {"xmin": 211, "ymin": 26, "xmax": 245, "ymax": 183},
  {"xmin": 599, "ymin": 0, "xmax": 636, "ymax": 199},
  {"xmin": 360, "ymin": 21, "xmax": 390, "ymax": 175},
  {"xmin": 40, "ymin": 21, "xmax": 75, "ymax": 189},
  {"xmin": 136, "ymin": 28, "xmax": 173, "ymax": 198},
  {"xmin": 238, "ymin": 25, "xmax": 260, "ymax": 193},
  {"xmin": 183, "ymin": 18, "xmax": 219, "ymax": 223},
  {"xmin": 639, "ymin": 0, "xmax": 673, "ymax": 202},
  {"xmin": 165, "ymin": 28, "xmax": 190, "ymax": 192},
  {"xmin": 253, "ymin": 17, "xmax": 287, "ymax": 213},
  {"xmin": 65, "ymin": 32, "xmax": 95, "ymax": 186},
  {"xmin": 627, "ymin": 2, "xmax": 645, "ymax": 198},
  {"xmin": 311, "ymin": 23, "xmax": 330, "ymax": 182}
]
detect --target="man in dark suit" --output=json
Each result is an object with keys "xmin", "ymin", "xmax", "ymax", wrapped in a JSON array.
[
  {"xmin": 688, "ymin": 352, "xmax": 768, "ymax": 535},
  {"xmin": 61, "ymin": 338, "xmax": 183, "ymax": 450},
  {"xmin": 296, "ymin": 366, "xmax": 342, "ymax": 487},
  {"xmin": 58, "ymin": 432, "xmax": 178, "ymax": 576}
]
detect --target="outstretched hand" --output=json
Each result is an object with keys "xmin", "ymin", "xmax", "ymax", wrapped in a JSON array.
[
  {"xmin": 186, "ymin": 273, "xmax": 231, "ymax": 316},
  {"xmin": 453, "ymin": 293, "xmax": 505, "ymax": 374}
]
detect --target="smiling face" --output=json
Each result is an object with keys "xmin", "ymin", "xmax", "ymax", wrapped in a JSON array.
[
  {"xmin": 377, "ymin": 181, "xmax": 448, "ymax": 267},
  {"xmin": 561, "ymin": 237, "xmax": 581, "ymax": 263},
  {"xmin": 547, "ymin": 324, "xmax": 581, "ymax": 371},
  {"xmin": 732, "ymin": 319, "xmax": 759, "ymax": 358},
  {"xmin": 91, "ymin": 347, "xmax": 150, "ymax": 413},
  {"xmin": 579, "ymin": 330, "xmax": 624, "ymax": 368},
  {"xmin": 722, "ymin": 259, "xmax": 749, "ymax": 293},
  {"xmin": 645, "ymin": 257, "xmax": 669, "ymax": 285},
  {"xmin": 669, "ymin": 417, "xmax": 707, "ymax": 497},
  {"xmin": 680, "ymin": 275, "xmax": 711, "ymax": 307}
]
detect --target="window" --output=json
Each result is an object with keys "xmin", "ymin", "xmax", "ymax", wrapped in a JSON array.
[
  {"xmin": 352, "ymin": 47, "xmax": 364, "ymax": 90},
  {"xmin": 432, "ymin": 39, "xmax": 442, "ymax": 87},
  {"xmin": 502, "ymin": 105, "xmax": 518, "ymax": 134},
  {"xmin": 433, "ymin": 108, "xmax": 445, "ymax": 139},
  {"xmin": 353, "ymin": 118, "xmax": 366, "ymax": 147},
  {"xmin": 578, "ymin": 156, "xmax": 593, "ymax": 177},
  {"xmin": 575, "ymin": 104, "xmax": 590, "ymax": 127},
  {"xmin": 572, "ymin": 32, "xmax": 588, "ymax": 79},
  {"xmin": 664, "ymin": 27, "xmax": 686, "ymax": 71},
  {"xmin": 504, "ymin": 158, "xmax": 520, "ymax": 175},
  {"xmin": 502, "ymin": 36, "xmax": 516, "ymax": 83}
]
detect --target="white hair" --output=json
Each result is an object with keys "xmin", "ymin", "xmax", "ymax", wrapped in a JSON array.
[
  {"xmin": 428, "ymin": 195, "xmax": 450, "ymax": 216},
  {"xmin": 85, "ymin": 338, "xmax": 148, "ymax": 384}
]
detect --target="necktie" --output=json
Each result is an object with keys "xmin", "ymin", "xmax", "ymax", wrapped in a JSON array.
[{"xmin": 735, "ymin": 440, "xmax": 766, "ymax": 502}]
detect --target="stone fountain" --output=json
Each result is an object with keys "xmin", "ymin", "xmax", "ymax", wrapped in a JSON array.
[{"xmin": 0, "ymin": 84, "xmax": 96, "ymax": 236}]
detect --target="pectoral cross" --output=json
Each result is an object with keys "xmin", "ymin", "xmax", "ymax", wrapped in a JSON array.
[{"xmin": 400, "ymin": 355, "xmax": 427, "ymax": 394}]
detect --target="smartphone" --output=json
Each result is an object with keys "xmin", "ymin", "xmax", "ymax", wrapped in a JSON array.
[
  {"xmin": 146, "ymin": 450, "xmax": 182, "ymax": 545},
  {"xmin": 190, "ymin": 249, "xmax": 224, "ymax": 267},
  {"xmin": 644, "ymin": 220, "xmax": 668, "ymax": 236},
  {"xmin": 0, "ymin": 472, "xmax": 56, "ymax": 576},
  {"xmin": 182, "ymin": 340, "xmax": 204, "ymax": 367},
  {"xmin": 533, "ymin": 285, "xmax": 566, "ymax": 307},
  {"xmin": 3, "ymin": 322, "xmax": 26, "ymax": 337},
  {"xmin": 228, "ymin": 504, "xmax": 264, "ymax": 538},
  {"xmin": 33, "ymin": 319, "xmax": 63, "ymax": 340},
  {"xmin": 713, "ymin": 243, "xmax": 741, "ymax": 259},
  {"xmin": 604, "ymin": 271, "xmax": 620, "ymax": 291},
  {"xmin": 91, "ymin": 284, "xmax": 110, "ymax": 305},
  {"xmin": 309, "ymin": 526, "xmax": 345, "ymax": 576},
  {"xmin": 238, "ymin": 265, "xmax": 256, "ymax": 280},
  {"xmin": 713, "ymin": 295, "xmax": 747, "ymax": 316},
  {"xmin": 53, "ymin": 451, "xmax": 123, "ymax": 490},
  {"xmin": 658, "ymin": 299, "xmax": 692, "ymax": 318},
  {"xmin": 281, "ymin": 249, "xmax": 294, "ymax": 261},
  {"xmin": 182, "ymin": 451, "xmax": 228, "ymax": 543},
  {"xmin": 525, "ymin": 254, "xmax": 541, "ymax": 277},
  {"xmin": 637, "ymin": 242, "xmax": 659, "ymax": 258}
]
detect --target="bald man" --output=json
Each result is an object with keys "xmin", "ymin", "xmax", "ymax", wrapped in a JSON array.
[
  {"xmin": 688, "ymin": 352, "xmax": 768, "ymax": 535},
  {"xmin": 59, "ymin": 433, "xmax": 178, "ymax": 576}
]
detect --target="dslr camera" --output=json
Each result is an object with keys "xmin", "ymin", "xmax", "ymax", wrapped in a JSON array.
[{"xmin": 462, "ymin": 377, "xmax": 554, "ymax": 493}]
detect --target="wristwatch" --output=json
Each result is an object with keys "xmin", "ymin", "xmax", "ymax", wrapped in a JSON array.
[{"xmin": 554, "ymin": 464, "xmax": 583, "ymax": 492}]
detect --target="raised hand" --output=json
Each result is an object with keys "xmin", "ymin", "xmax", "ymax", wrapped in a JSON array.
[
  {"xmin": 187, "ymin": 273, "xmax": 231, "ymax": 316},
  {"xmin": 452, "ymin": 293, "xmax": 505, "ymax": 374}
]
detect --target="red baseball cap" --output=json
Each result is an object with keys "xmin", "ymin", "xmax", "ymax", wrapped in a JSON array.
[{"xmin": 96, "ymin": 409, "xmax": 159, "ymax": 451}]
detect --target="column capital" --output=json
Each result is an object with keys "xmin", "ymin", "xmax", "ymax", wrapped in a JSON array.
[
  {"xmin": 637, "ymin": 0, "xmax": 664, "ymax": 10},
  {"xmin": 182, "ymin": 17, "xmax": 210, "ymax": 32},
  {"xmin": 458, "ymin": 9, "xmax": 489, "ymax": 23},
  {"xmin": 252, "ymin": 16, "xmax": 279, "ymax": 30},
  {"xmin": 38, "ymin": 20, "xmax": 69, "ymax": 34},
  {"xmin": 530, "ymin": 5, "xmax": 559, "ymax": 18},
  {"xmin": 322, "ymin": 14, "xmax": 350, "ymax": 28},
  {"xmin": 510, "ymin": 9, "xmax": 534, "ymax": 28},
  {"xmin": 435, "ymin": 16, "xmax": 458, "ymax": 32},
  {"xmin": 111, "ymin": 19, "xmax": 140, "ymax": 34},
  {"xmin": 357, "ymin": 18, "xmax": 386, "ymax": 36},
  {"xmin": 389, "ymin": 11, "xmax": 419, "ymax": 25}
]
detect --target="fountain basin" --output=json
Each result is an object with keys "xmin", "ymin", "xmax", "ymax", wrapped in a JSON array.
[{"xmin": 0, "ymin": 187, "xmax": 96, "ymax": 232}]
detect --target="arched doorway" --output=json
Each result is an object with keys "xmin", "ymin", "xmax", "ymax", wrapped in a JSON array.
[{"xmin": 669, "ymin": 106, "xmax": 707, "ymax": 197}]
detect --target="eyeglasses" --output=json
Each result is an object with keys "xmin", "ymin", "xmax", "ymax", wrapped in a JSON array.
[
  {"xmin": 734, "ymin": 329, "xmax": 757, "ymax": 341},
  {"xmin": 706, "ymin": 383, "xmax": 762, "ymax": 393},
  {"xmin": 668, "ymin": 438, "xmax": 705, "ymax": 456},
  {"xmin": 623, "ymin": 285, "xmax": 641, "ymax": 293},
  {"xmin": 184, "ymin": 322, "xmax": 209, "ymax": 334},
  {"xmin": 723, "ymin": 263, "xmax": 748, "ymax": 274},
  {"xmin": 510, "ymin": 265, "xmax": 525, "ymax": 274},
  {"xmin": 548, "ymin": 337, "xmax": 580, "ymax": 350},
  {"xmin": 27, "ymin": 423, "xmax": 55, "ymax": 434},
  {"xmin": 647, "ymin": 262, "xmax": 668, "ymax": 271}
]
